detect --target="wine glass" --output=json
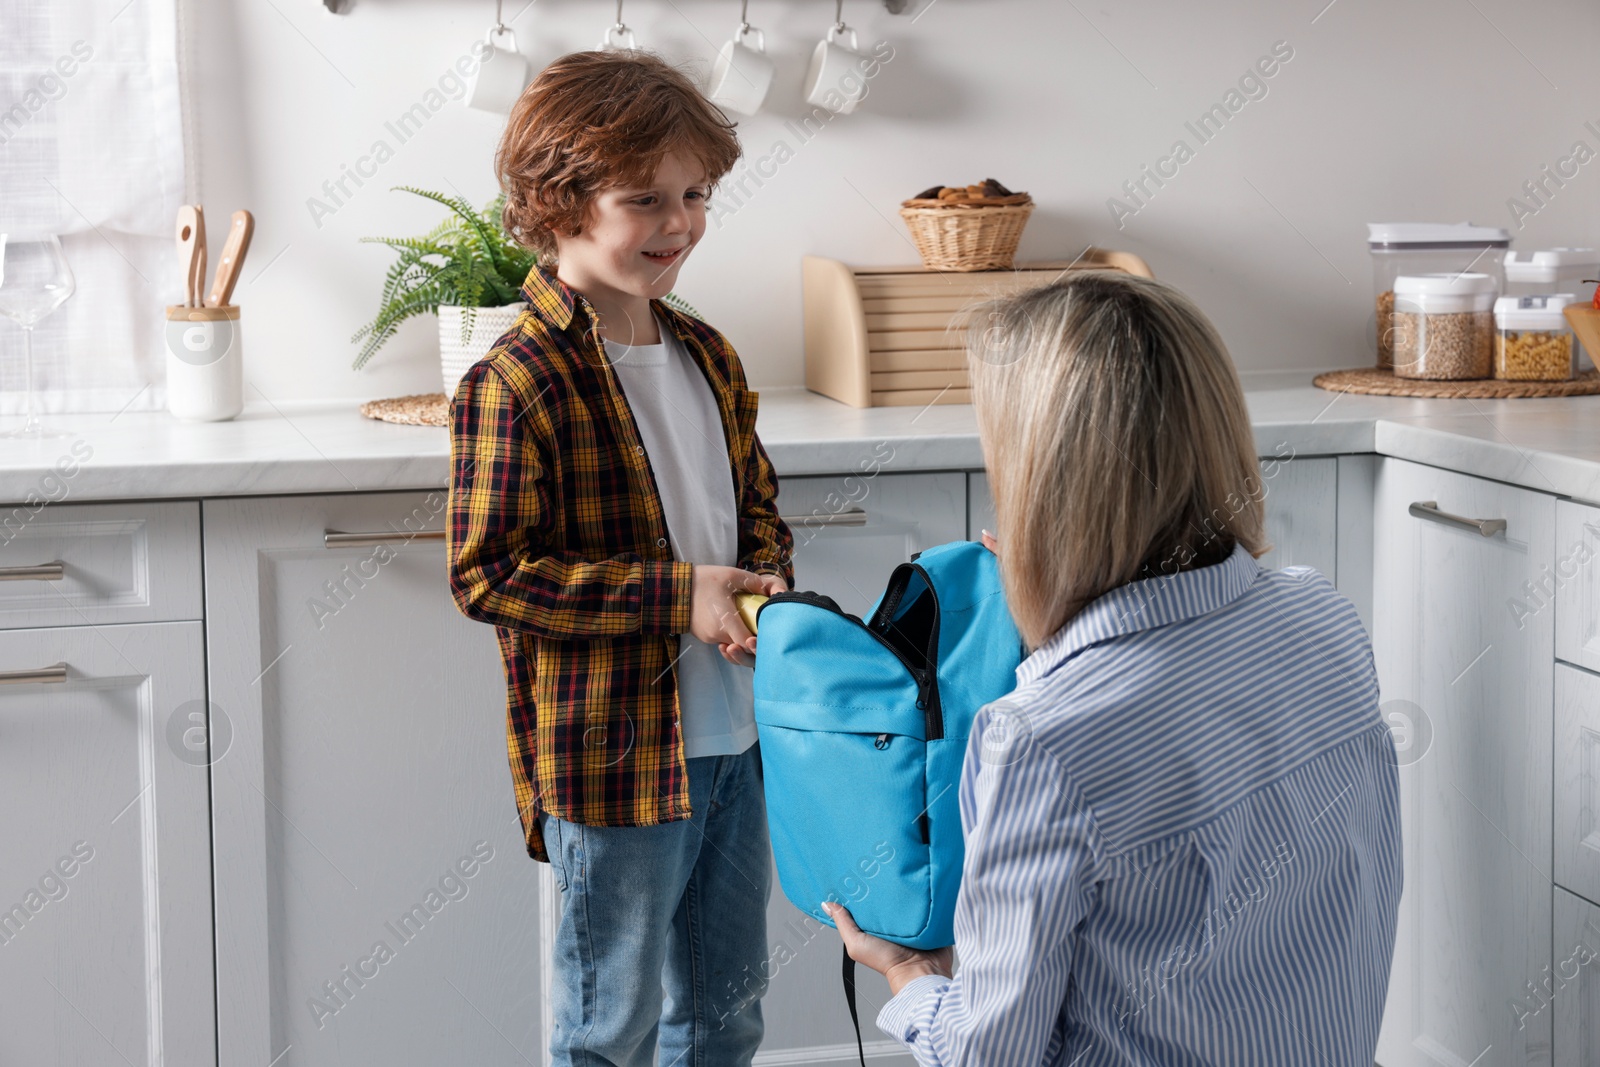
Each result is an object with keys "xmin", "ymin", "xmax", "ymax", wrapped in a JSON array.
[{"xmin": 0, "ymin": 234, "xmax": 76, "ymax": 438}]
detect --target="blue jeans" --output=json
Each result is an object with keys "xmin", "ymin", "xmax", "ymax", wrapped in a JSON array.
[{"xmin": 540, "ymin": 742, "xmax": 772, "ymax": 1067}]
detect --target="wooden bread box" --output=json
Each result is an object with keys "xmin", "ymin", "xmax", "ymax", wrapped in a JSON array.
[{"xmin": 801, "ymin": 249, "xmax": 1154, "ymax": 407}]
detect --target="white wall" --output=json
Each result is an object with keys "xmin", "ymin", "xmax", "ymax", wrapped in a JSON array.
[{"xmin": 189, "ymin": 0, "xmax": 1600, "ymax": 402}]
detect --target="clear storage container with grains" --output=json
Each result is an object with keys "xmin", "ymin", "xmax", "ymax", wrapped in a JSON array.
[
  {"xmin": 1391, "ymin": 273, "xmax": 1496, "ymax": 380},
  {"xmin": 1493, "ymin": 294, "xmax": 1577, "ymax": 381},
  {"xmin": 1369, "ymin": 223, "xmax": 1508, "ymax": 369}
]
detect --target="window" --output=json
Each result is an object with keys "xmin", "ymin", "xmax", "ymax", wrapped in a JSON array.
[{"xmin": 0, "ymin": 0, "xmax": 188, "ymax": 414}]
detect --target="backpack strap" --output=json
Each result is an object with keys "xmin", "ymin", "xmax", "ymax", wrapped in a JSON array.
[{"xmin": 842, "ymin": 944, "xmax": 867, "ymax": 1067}]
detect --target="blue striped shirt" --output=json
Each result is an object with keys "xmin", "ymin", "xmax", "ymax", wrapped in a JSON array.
[{"xmin": 875, "ymin": 543, "xmax": 1402, "ymax": 1066}]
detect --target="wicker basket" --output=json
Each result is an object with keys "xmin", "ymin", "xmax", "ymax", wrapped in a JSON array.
[{"xmin": 897, "ymin": 195, "xmax": 1035, "ymax": 272}]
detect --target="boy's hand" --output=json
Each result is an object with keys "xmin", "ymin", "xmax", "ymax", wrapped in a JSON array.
[
  {"xmin": 718, "ymin": 642, "xmax": 756, "ymax": 668},
  {"xmin": 690, "ymin": 566, "xmax": 784, "ymax": 655}
]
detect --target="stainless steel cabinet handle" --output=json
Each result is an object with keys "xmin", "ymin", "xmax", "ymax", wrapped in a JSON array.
[
  {"xmin": 0, "ymin": 561, "xmax": 64, "ymax": 581},
  {"xmin": 780, "ymin": 508, "xmax": 868, "ymax": 528},
  {"xmin": 0, "ymin": 661, "xmax": 67, "ymax": 685},
  {"xmin": 1408, "ymin": 500, "xmax": 1507, "ymax": 538},
  {"xmin": 324, "ymin": 529, "xmax": 447, "ymax": 549}
]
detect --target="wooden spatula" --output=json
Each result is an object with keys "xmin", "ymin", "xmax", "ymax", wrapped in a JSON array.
[
  {"xmin": 175, "ymin": 205, "xmax": 201, "ymax": 307},
  {"xmin": 206, "ymin": 210, "xmax": 254, "ymax": 307},
  {"xmin": 1565, "ymin": 303, "xmax": 1600, "ymax": 365}
]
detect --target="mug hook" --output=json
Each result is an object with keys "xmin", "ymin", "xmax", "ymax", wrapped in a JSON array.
[
  {"xmin": 833, "ymin": 0, "xmax": 845, "ymax": 32},
  {"xmin": 600, "ymin": 0, "xmax": 635, "ymax": 50},
  {"xmin": 738, "ymin": 0, "xmax": 750, "ymax": 32},
  {"xmin": 494, "ymin": 0, "xmax": 506, "ymax": 34}
]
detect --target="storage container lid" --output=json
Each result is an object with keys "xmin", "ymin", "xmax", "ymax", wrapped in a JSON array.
[
  {"xmin": 1504, "ymin": 248, "xmax": 1600, "ymax": 282},
  {"xmin": 1493, "ymin": 293, "xmax": 1579, "ymax": 329},
  {"xmin": 1393, "ymin": 272, "xmax": 1497, "ymax": 312},
  {"xmin": 1368, "ymin": 222, "xmax": 1511, "ymax": 250}
]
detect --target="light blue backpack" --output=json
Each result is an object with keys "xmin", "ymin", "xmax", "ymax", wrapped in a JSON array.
[{"xmin": 752, "ymin": 540, "xmax": 1024, "ymax": 1059}]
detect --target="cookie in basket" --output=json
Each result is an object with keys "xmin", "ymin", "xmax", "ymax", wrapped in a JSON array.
[{"xmin": 903, "ymin": 177, "xmax": 1032, "ymax": 208}]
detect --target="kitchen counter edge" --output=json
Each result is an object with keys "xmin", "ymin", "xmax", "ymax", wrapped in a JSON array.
[{"xmin": 8, "ymin": 379, "xmax": 1600, "ymax": 507}]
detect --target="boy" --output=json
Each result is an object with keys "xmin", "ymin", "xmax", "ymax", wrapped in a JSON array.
[{"xmin": 447, "ymin": 49, "xmax": 794, "ymax": 1067}]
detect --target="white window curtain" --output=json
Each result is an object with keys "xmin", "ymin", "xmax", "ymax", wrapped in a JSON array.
[{"xmin": 0, "ymin": 0, "xmax": 189, "ymax": 414}]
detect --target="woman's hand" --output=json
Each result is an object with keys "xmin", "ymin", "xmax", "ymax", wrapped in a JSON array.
[
  {"xmin": 712, "ymin": 572, "xmax": 786, "ymax": 667},
  {"xmin": 823, "ymin": 901, "xmax": 953, "ymax": 996}
]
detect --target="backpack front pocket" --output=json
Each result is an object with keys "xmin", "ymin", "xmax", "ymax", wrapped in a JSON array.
[{"xmin": 755, "ymin": 721, "xmax": 932, "ymax": 942}]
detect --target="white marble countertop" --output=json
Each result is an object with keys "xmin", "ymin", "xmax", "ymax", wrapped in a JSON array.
[{"xmin": 9, "ymin": 374, "xmax": 1600, "ymax": 506}]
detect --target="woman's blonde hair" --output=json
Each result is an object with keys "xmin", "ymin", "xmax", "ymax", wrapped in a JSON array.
[{"xmin": 965, "ymin": 270, "xmax": 1269, "ymax": 648}]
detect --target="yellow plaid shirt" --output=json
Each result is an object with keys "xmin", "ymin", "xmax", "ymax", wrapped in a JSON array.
[{"xmin": 447, "ymin": 264, "xmax": 793, "ymax": 862}]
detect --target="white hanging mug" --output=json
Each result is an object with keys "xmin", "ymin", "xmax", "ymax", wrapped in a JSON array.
[
  {"xmin": 708, "ymin": 24, "xmax": 774, "ymax": 115},
  {"xmin": 599, "ymin": 22, "xmax": 638, "ymax": 51},
  {"xmin": 804, "ymin": 23, "xmax": 869, "ymax": 114},
  {"xmin": 465, "ymin": 26, "xmax": 530, "ymax": 114}
]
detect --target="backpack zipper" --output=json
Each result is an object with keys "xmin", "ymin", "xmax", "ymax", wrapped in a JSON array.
[{"xmin": 867, "ymin": 565, "xmax": 944, "ymax": 743}]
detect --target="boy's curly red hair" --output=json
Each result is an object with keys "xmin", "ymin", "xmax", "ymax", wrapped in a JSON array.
[{"xmin": 495, "ymin": 50, "xmax": 742, "ymax": 261}]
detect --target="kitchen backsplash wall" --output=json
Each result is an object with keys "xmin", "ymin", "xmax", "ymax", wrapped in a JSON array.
[{"xmin": 189, "ymin": 0, "xmax": 1600, "ymax": 400}]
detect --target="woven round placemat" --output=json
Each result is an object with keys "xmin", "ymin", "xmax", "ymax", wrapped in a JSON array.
[
  {"xmin": 360, "ymin": 392, "xmax": 449, "ymax": 426},
  {"xmin": 1313, "ymin": 367, "xmax": 1600, "ymax": 398}
]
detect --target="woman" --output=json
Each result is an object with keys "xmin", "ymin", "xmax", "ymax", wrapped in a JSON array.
[{"xmin": 824, "ymin": 271, "xmax": 1402, "ymax": 1065}]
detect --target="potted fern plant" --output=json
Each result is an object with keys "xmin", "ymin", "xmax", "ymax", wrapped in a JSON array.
[
  {"xmin": 353, "ymin": 185, "xmax": 706, "ymax": 400},
  {"xmin": 351, "ymin": 186, "xmax": 537, "ymax": 398}
]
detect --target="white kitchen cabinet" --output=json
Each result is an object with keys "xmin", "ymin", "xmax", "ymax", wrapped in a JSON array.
[
  {"xmin": 754, "ymin": 471, "xmax": 963, "ymax": 1064},
  {"xmin": 1557, "ymin": 662, "xmax": 1600, "ymax": 908},
  {"xmin": 1336, "ymin": 454, "xmax": 1377, "ymax": 635},
  {"xmin": 1554, "ymin": 886, "xmax": 1600, "ymax": 1067},
  {"xmin": 0, "ymin": 621, "xmax": 214, "ymax": 1067},
  {"xmin": 1373, "ymin": 457, "xmax": 1554, "ymax": 1067},
  {"xmin": 778, "ymin": 471, "xmax": 965, "ymax": 618},
  {"xmin": 204, "ymin": 492, "xmax": 544, "ymax": 1067},
  {"xmin": 1555, "ymin": 499, "xmax": 1600, "ymax": 673},
  {"xmin": 1259, "ymin": 454, "xmax": 1337, "ymax": 578},
  {"xmin": 968, "ymin": 458, "xmax": 1338, "ymax": 582}
]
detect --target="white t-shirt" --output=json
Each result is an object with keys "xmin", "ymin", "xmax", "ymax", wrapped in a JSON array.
[{"xmin": 603, "ymin": 312, "xmax": 757, "ymax": 758}]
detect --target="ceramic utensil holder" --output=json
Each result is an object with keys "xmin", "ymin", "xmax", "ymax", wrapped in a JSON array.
[{"xmin": 165, "ymin": 304, "xmax": 243, "ymax": 421}]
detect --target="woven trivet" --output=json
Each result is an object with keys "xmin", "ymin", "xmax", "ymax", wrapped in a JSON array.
[
  {"xmin": 1313, "ymin": 367, "xmax": 1600, "ymax": 398},
  {"xmin": 360, "ymin": 393, "xmax": 449, "ymax": 426}
]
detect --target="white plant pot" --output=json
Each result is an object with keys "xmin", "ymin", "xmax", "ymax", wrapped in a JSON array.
[{"xmin": 438, "ymin": 302, "xmax": 527, "ymax": 398}]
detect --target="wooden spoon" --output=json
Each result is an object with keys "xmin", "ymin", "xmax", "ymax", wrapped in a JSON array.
[
  {"xmin": 206, "ymin": 210, "xmax": 254, "ymax": 307},
  {"xmin": 175, "ymin": 205, "xmax": 200, "ymax": 307},
  {"xmin": 190, "ymin": 205, "xmax": 207, "ymax": 311}
]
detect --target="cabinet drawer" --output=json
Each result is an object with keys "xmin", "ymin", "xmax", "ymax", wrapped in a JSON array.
[
  {"xmin": 1556, "ymin": 500, "xmax": 1600, "ymax": 670},
  {"xmin": 1557, "ymin": 662, "xmax": 1600, "ymax": 907},
  {"xmin": 0, "ymin": 500, "xmax": 200, "ymax": 627},
  {"xmin": 1555, "ymin": 886, "xmax": 1600, "ymax": 1066},
  {"xmin": 775, "ymin": 472, "xmax": 965, "ymax": 618}
]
